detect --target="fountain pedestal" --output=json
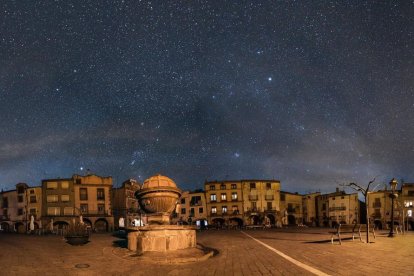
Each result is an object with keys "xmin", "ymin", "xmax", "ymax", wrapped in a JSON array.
[
  {"xmin": 127, "ymin": 174, "xmax": 196, "ymax": 254},
  {"xmin": 128, "ymin": 225, "xmax": 196, "ymax": 253}
]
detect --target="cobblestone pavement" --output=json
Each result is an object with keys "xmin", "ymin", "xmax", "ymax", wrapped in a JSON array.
[{"xmin": 0, "ymin": 228, "xmax": 413, "ymax": 275}]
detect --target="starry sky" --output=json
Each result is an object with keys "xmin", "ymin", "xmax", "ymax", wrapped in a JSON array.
[{"xmin": 1, "ymin": 1, "xmax": 413, "ymax": 193}]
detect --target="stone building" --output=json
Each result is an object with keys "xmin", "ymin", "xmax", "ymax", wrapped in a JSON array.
[
  {"xmin": 242, "ymin": 180, "xmax": 281, "ymax": 226},
  {"xmin": 42, "ymin": 174, "xmax": 114, "ymax": 232},
  {"xmin": 205, "ymin": 180, "xmax": 244, "ymax": 228},
  {"xmin": 302, "ymin": 192, "xmax": 320, "ymax": 226},
  {"xmin": 401, "ymin": 183, "xmax": 414, "ymax": 230},
  {"xmin": 112, "ymin": 179, "xmax": 141, "ymax": 229},
  {"xmin": 280, "ymin": 191, "xmax": 303, "ymax": 225},
  {"xmin": 175, "ymin": 190, "xmax": 207, "ymax": 227},
  {"xmin": 327, "ymin": 191, "xmax": 359, "ymax": 227}
]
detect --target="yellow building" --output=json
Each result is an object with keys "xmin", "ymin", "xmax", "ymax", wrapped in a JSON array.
[
  {"xmin": 205, "ymin": 181, "xmax": 244, "ymax": 228},
  {"xmin": 73, "ymin": 174, "xmax": 114, "ymax": 232},
  {"xmin": 175, "ymin": 190, "xmax": 207, "ymax": 228},
  {"xmin": 112, "ymin": 179, "xmax": 141, "ymax": 229},
  {"xmin": 242, "ymin": 180, "xmax": 281, "ymax": 226},
  {"xmin": 42, "ymin": 173, "xmax": 114, "ymax": 232},
  {"xmin": 401, "ymin": 183, "xmax": 414, "ymax": 230},
  {"xmin": 327, "ymin": 191, "xmax": 359, "ymax": 227},
  {"xmin": 280, "ymin": 191, "xmax": 303, "ymax": 225},
  {"xmin": 302, "ymin": 192, "xmax": 320, "ymax": 226},
  {"xmin": 26, "ymin": 186, "xmax": 42, "ymax": 231}
]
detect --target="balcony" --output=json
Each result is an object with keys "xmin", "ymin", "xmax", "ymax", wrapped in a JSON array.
[
  {"xmin": 265, "ymin": 207, "xmax": 277, "ymax": 212},
  {"xmin": 265, "ymin": 195, "xmax": 274, "ymax": 201},
  {"xmin": 372, "ymin": 203, "xmax": 381, "ymax": 208},
  {"xmin": 246, "ymin": 207, "xmax": 261, "ymax": 214},
  {"xmin": 329, "ymin": 206, "xmax": 346, "ymax": 211},
  {"xmin": 248, "ymin": 195, "xmax": 258, "ymax": 201},
  {"xmin": 0, "ymin": 215, "xmax": 9, "ymax": 221}
]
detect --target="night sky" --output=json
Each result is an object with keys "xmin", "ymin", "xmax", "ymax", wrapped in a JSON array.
[{"xmin": 1, "ymin": 1, "xmax": 413, "ymax": 193}]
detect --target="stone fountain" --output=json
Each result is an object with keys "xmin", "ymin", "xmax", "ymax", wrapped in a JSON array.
[{"xmin": 127, "ymin": 174, "xmax": 196, "ymax": 253}]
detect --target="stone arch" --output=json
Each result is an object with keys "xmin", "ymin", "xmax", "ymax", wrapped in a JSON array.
[
  {"xmin": 94, "ymin": 218, "xmax": 108, "ymax": 232},
  {"xmin": 266, "ymin": 214, "xmax": 276, "ymax": 225},
  {"xmin": 83, "ymin": 218, "xmax": 92, "ymax": 228},
  {"xmin": 249, "ymin": 215, "xmax": 260, "ymax": 225},
  {"xmin": 15, "ymin": 222, "xmax": 26, "ymax": 233},
  {"xmin": 1, "ymin": 222, "xmax": 10, "ymax": 232},
  {"xmin": 212, "ymin": 218, "xmax": 225, "ymax": 229},
  {"xmin": 229, "ymin": 217, "xmax": 243, "ymax": 228}
]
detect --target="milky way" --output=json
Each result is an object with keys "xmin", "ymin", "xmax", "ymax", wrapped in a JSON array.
[{"xmin": 1, "ymin": 1, "xmax": 413, "ymax": 192}]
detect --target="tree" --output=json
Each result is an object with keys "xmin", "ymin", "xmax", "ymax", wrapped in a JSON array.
[{"xmin": 341, "ymin": 178, "xmax": 377, "ymax": 243}]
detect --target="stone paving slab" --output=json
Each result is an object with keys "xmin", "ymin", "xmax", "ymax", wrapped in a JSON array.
[{"xmin": 0, "ymin": 228, "xmax": 413, "ymax": 275}]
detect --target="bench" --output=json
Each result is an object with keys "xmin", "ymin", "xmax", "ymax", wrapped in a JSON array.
[{"xmin": 330, "ymin": 223, "xmax": 375, "ymax": 245}]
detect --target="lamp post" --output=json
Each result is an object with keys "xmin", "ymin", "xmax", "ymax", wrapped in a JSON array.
[{"xmin": 388, "ymin": 178, "xmax": 398, "ymax": 237}]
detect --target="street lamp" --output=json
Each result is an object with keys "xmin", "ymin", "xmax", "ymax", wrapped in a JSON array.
[{"xmin": 388, "ymin": 178, "xmax": 398, "ymax": 237}]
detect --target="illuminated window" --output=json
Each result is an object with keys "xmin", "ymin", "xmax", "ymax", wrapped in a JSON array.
[
  {"xmin": 210, "ymin": 194, "xmax": 217, "ymax": 201},
  {"xmin": 47, "ymin": 207, "xmax": 60, "ymax": 216},
  {"xmin": 221, "ymin": 193, "xmax": 227, "ymax": 201},
  {"xmin": 232, "ymin": 192, "xmax": 238, "ymax": 200},
  {"xmin": 46, "ymin": 182, "xmax": 57, "ymax": 189},
  {"xmin": 61, "ymin": 182, "xmax": 69, "ymax": 189},
  {"xmin": 47, "ymin": 195, "xmax": 58, "ymax": 203},
  {"xmin": 61, "ymin": 195, "xmax": 70, "ymax": 202},
  {"xmin": 211, "ymin": 207, "xmax": 217, "ymax": 214},
  {"xmin": 408, "ymin": 210, "xmax": 412, "ymax": 217},
  {"xmin": 80, "ymin": 204, "xmax": 88, "ymax": 214},
  {"xmin": 222, "ymin": 206, "xmax": 227, "ymax": 214}
]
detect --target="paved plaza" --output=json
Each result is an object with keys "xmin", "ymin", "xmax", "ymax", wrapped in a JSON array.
[{"xmin": 0, "ymin": 228, "xmax": 413, "ymax": 275}]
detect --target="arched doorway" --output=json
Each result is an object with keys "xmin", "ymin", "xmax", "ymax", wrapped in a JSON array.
[
  {"xmin": 249, "ymin": 215, "xmax": 260, "ymax": 225},
  {"xmin": 95, "ymin": 219, "xmax": 108, "ymax": 232},
  {"xmin": 1, "ymin": 222, "xmax": 10, "ymax": 232},
  {"xmin": 212, "ymin": 218, "xmax": 225, "ymax": 229},
  {"xmin": 229, "ymin": 217, "xmax": 243, "ymax": 229},
  {"xmin": 331, "ymin": 221, "xmax": 338, "ymax": 228},
  {"xmin": 15, "ymin": 222, "xmax": 25, "ymax": 233},
  {"xmin": 266, "ymin": 214, "xmax": 276, "ymax": 225},
  {"xmin": 54, "ymin": 221, "xmax": 69, "ymax": 230},
  {"xmin": 287, "ymin": 215, "xmax": 296, "ymax": 225}
]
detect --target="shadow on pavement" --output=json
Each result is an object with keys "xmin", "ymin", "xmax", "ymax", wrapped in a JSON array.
[{"xmin": 112, "ymin": 239, "xmax": 128, "ymax": 248}]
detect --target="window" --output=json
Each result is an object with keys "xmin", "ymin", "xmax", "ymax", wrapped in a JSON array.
[
  {"xmin": 29, "ymin": 208, "xmax": 36, "ymax": 215},
  {"xmin": 408, "ymin": 191, "xmax": 414, "ymax": 196},
  {"xmin": 199, "ymin": 207, "xmax": 204, "ymax": 214},
  {"xmin": 30, "ymin": 196, "xmax": 37, "ymax": 203},
  {"xmin": 47, "ymin": 195, "xmax": 58, "ymax": 203},
  {"xmin": 47, "ymin": 207, "xmax": 60, "ymax": 216},
  {"xmin": 64, "ymin": 207, "xmax": 74, "ymax": 215},
  {"xmin": 404, "ymin": 201, "xmax": 413, "ymax": 207},
  {"xmin": 181, "ymin": 198, "xmax": 186, "ymax": 204},
  {"xmin": 211, "ymin": 207, "xmax": 217, "ymax": 214},
  {"xmin": 190, "ymin": 208, "xmax": 195, "ymax": 216},
  {"xmin": 80, "ymin": 188, "xmax": 88, "ymax": 200},
  {"xmin": 18, "ymin": 195, "xmax": 23, "ymax": 203},
  {"xmin": 231, "ymin": 184, "xmax": 237, "ymax": 189},
  {"xmin": 61, "ymin": 195, "xmax": 70, "ymax": 202},
  {"xmin": 76, "ymin": 179, "xmax": 81, "ymax": 184},
  {"xmin": 232, "ymin": 192, "xmax": 238, "ymax": 200},
  {"xmin": 250, "ymin": 182, "xmax": 256, "ymax": 189},
  {"xmin": 408, "ymin": 210, "xmax": 412, "ymax": 217},
  {"xmin": 18, "ymin": 208, "xmax": 24, "ymax": 216},
  {"xmin": 47, "ymin": 182, "xmax": 57, "ymax": 189},
  {"xmin": 232, "ymin": 205, "xmax": 239, "ymax": 214},
  {"xmin": 30, "ymin": 190, "xmax": 34, "ymax": 194},
  {"xmin": 210, "ymin": 194, "xmax": 217, "ymax": 202},
  {"xmin": 222, "ymin": 206, "xmax": 228, "ymax": 214},
  {"xmin": 61, "ymin": 182, "xmax": 69, "ymax": 189},
  {"xmin": 266, "ymin": 183, "xmax": 271, "ymax": 189},
  {"xmin": 190, "ymin": 196, "xmax": 202, "ymax": 206},
  {"xmin": 322, "ymin": 203, "xmax": 326, "ymax": 209},
  {"xmin": 220, "ymin": 184, "xmax": 226, "ymax": 190},
  {"xmin": 221, "ymin": 193, "xmax": 227, "ymax": 201},
  {"xmin": 181, "ymin": 208, "xmax": 186, "ymax": 214},
  {"xmin": 251, "ymin": 201, "xmax": 257, "ymax": 209},
  {"xmin": 209, "ymin": 185, "xmax": 215, "ymax": 190},
  {"xmin": 98, "ymin": 204, "xmax": 105, "ymax": 214},
  {"xmin": 280, "ymin": 194, "xmax": 285, "ymax": 201},
  {"xmin": 80, "ymin": 204, "xmax": 88, "ymax": 214},
  {"xmin": 267, "ymin": 202, "xmax": 272, "ymax": 210},
  {"xmin": 97, "ymin": 188, "xmax": 105, "ymax": 200}
]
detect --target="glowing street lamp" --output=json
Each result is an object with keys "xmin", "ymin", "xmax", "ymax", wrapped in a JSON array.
[{"xmin": 388, "ymin": 178, "xmax": 398, "ymax": 238}]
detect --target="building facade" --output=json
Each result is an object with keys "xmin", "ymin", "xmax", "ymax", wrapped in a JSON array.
[
  {"xmin": 302, "ymin": 192, "xmax": 320, "ymax": 226},
  {"xmin": 176, "ymin": 190, "xmax": 207, "ymax": 227},
  {"xmin": 112, "ymin": 179, "xmax": 141, "ymax": 228},
  {"xmin": 205, "ymin": 180, "xmax": 244, "ymax": 228},
  {"xmin": 401, "ymin": 183, "xmax": 414, "ymax": 230},
  {"xmin": 280, "ymin": 191, "xmax": 303, "ymax": 225}
]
